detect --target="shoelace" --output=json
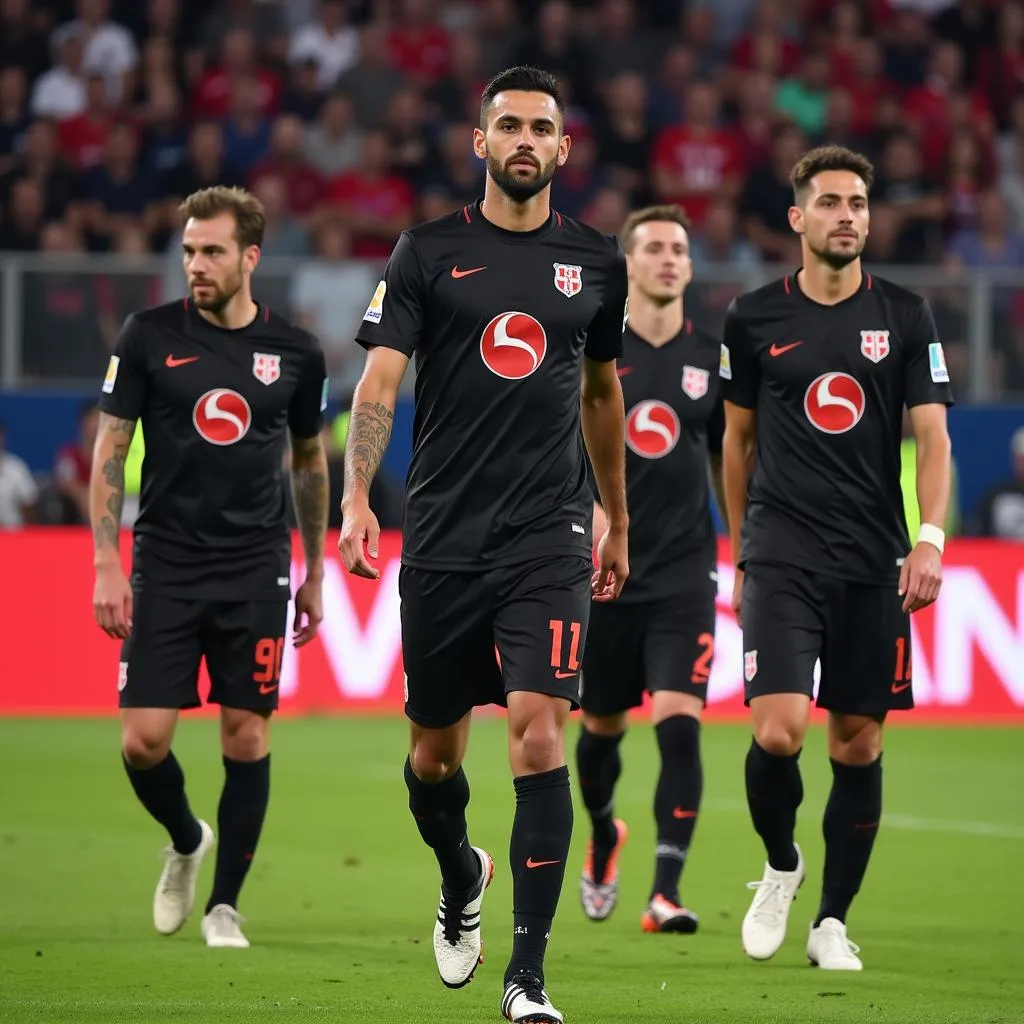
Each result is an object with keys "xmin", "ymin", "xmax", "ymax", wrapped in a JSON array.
[
  {"xmin": 209, "ymin": 906, "xmax": 246, "ymax": 931},
  {"xmin": 439, "ymin": 882, "xmax": 477, "ymax": 947},
  {"xmin": 819, "ymin": 926, "xmax": 861, "ymax": 957},
  {"xmin": 745, "ymin": 877, "xmax": 787, "ymax": 922},
  {"xmin": 508, "ymin": 970, "xmax": 546, "ymax": 1007},
  {"xmin": 159, "ymin": 850, "xmax": 189, "ymax": 896}
]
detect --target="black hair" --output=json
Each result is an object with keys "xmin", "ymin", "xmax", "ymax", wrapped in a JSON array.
[{"xmin": 479, "ymin": 65, "xmax": 565, "ymax": 129}]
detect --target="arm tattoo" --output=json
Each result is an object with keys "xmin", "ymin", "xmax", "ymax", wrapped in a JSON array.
[
  {"xmin": 345, "ymin": 400, "xmax": 394, "ymax": 496},
  {"xmin": 290, "ymin": 435, "xmax": 328, "ymax": 568},
  {"xmin": 91, "ymin": 415, "xmax": 135, "ymax": 553}
]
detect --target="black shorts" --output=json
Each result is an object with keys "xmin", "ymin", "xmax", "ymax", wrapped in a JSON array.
[
  {"xmin": 579, "ymin": 578, "xmax": 717, "ymax": 716},
  {"xmin": 399, "ymin": 554, "xmax": 594, "ymax": 729},
  {"xmin": 741, "ymin": 561, "xmax": 913, "ymax": 716},
  {"xmin": 118, "ymin": 593, "xmax": 289, "ymax": 711}
]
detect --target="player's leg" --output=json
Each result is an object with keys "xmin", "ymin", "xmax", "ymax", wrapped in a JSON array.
[
  {"xmin": 119, "ymin": 593, "xmax": 215, "ymax": 936},
  {"xmin": 808, "ymin": 583, "xmax": 909, "ymax": 970},
  {"xmin": 200, "ymin": 600, "xmax": 285, "ymax": 948},
  {"xmin": 641, "ymin": 581, "xmax": 717, "ymax": 934},
  {"xmin": 496, "ymin": 555, "xmax": 592, "ymax": 1024},
  {"xmin": 739, "ymin": 563, "xmax": 823, "ymax": 961},
  {"xmin": 399, "ymin": 564, "xmax": 499, "ymax": 989},
  {"xmin": 576, "ymin": 600, "xmax": 640, "ymax": 921}
]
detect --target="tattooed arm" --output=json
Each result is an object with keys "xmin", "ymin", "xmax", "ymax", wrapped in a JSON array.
[
  {"xmin": 289, "ymin": 432, "xmax": 329, "ymax": 579},
  {"xmin": 89, "ymin": 413, "xmax": 137, "ymax": 638},
  {"xmin": 339, "ymin": 346, "xmax": 410, "ymax": 578}
]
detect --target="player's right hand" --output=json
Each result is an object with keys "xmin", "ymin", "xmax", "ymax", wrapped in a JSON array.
[
  {"xmin": 731, "ymin": 568, "xmax": 744, "ymax": 627},
  {"xmin": 339, "ymin": 501, "xmax": 381, "ymax": 579},
  {"xmin": 93, "ymin": 563, "xmax": 133, "ymax": 639}
]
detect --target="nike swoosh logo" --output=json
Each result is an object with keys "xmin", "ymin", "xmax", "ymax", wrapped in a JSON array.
[
  {"xmin": 259, "ymin": 683, "xmax": 279, "ymax": 695},
  {"xmin": 451, "ymin": 265, "xmax": 486, "ymax": 279},
  {"xmin": 672, "ymin": 808, "xmax": 697, "ymax": 820},
  {"xmin": 525, "ymin": 857, "xmax": 561, "ymax": 869},
  {"xmin": 554, "ymin": 670, "xmax": 577, "ymax": 679},
  {"xmin": 769, "ymin": 341, "xmax": 803, "ymax": 357},
  {"xmin": 891, "ymin": 681, "xmax": 912, "ymax": 694},
  {"xmin": 166, "ymin": 355, "xmax": 199, "ymax": 368},
  {"xmin": 616, "ymin": 366, "xmax": 633, "ymax": 377}
]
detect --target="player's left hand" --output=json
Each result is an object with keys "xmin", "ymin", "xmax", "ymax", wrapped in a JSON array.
[
  {"xmin": 898, "ymin": 541, "xmax": 943, "ymax": 614},
  {"xmin": 592, "ymin": 527, "xmax": 629, "ymax": 601},
  {"xmin": 292, "ymin": 578, "xmax": 323, "ymax": 647}
]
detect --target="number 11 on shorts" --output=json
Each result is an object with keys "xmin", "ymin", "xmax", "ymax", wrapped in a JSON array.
[{"xmin": 549, "ymin": 619, "xmax": 581, "ymax": 677}]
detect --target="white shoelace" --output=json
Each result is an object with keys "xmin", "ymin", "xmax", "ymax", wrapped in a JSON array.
[{"xmin": 745, "ymin": 878, "xmax": 788, "ymax": 923}]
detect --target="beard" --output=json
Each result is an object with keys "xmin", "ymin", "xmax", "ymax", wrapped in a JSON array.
[
  {"xmin": 190, "ymin": 264, "xmax": 243, "ymax": 312},
  {"xmin": 809, "ymin": 234, "xmax": 866, "ymax": 271},
  {"xmin": 486, "ymin": 151, "xmax": 558, "ymax": 202}
]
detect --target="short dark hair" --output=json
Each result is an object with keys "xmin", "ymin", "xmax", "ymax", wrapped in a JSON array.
[
  {"xmin": 790, "ymin": 145, "xmax": 875, "ymax": 204},
  {"xmin": 619, "ymin": 204, "xmax": 691, "ymax": 253},
  {"xmin": 479, "ymin": 65, "xmax": 564, "ymax": 129},
  {"xmin": 178, "ymin": 185, "xmax": 265, "ymax": 249}
]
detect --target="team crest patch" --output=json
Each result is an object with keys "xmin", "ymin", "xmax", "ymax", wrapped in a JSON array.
[
  {"xmin": 553, "ymin": 263, "xmax": 582, "ymax": 298},
  {"xmin": 682, "ymin": 364, "xmax": 709, "ymax": 400},
  {"xmin": 118, "ymin": 661, "xmax": 128, "ymax": 692},
  {"xmin": 744, "ymin": 649, "xmax": 758, "ymax": 682},
  {"xmin": 253, "ymin": 352, "xmax": 281, "ymax": 385},
  {"xmin": 860, "ymin": 330, "xmax": 890, "ymax": 363}
]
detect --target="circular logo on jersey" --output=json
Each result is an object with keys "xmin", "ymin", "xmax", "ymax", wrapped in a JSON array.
[
  {"xmin": 193, "ymin": 388, "xmax": 252, "ymax": 446},
  {"xmin": 626, "ymin": 400, "xmax": 681, "ymax": 458},
  {"xmin": 480, "ymin": 311, "xmax": 547, "ymax": 380},
  {"xmin": 803, "ymin": 372, "xmax": 866, "ymax": 434}
]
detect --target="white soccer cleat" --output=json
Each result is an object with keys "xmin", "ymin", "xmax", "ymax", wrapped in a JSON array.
[
  {"xmin": 580, "ymin": 818, "xmax": 628, "ymax": 922},
  {"xmin": 433, "ymin": 846, "xmax": 494, "ymax": 988},
  {"xmin": 153, "ymin": 819, "xmax": 215, "ymax": 935},
  {"xmin": 201, "ymin": 903, "xmax": 250, "ymax": 948},
  {"xmin": 741, "ymin": 842, "xmax": 805, "ymax": 960},
  {"xmin": 808, "ymin": 917, "xmax": 863, "ymax": 970},
  {"xmin": 502, "ymin": 972, "xmax": 563, "ymax": 1023}
]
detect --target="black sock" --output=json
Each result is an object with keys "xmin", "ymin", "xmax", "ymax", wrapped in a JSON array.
[
  {"xmin": 817, "ymin": 756, "xmax": 883, "ymax": 926},
  {"xmin": 404, "ymin": 757, "xmax": 480, "ymax": 895},
  {"xmin": 206, "ymin": 755, "xmax": 270, "ymax": 913},
  {"xmin": 651, "ymin": 715, "xmax": 702, "ymax": 902},
  {"xmin": 745, "ymin": 739, "xmax": 803, "ymax": 872},
  {"xmin": 507, "ymin": 766, "xmax": 573, "ymax": 987},
  {"xmin": 123, "ymin": 751, "xmax": 202, "ymax": 855},
  {"xmin": 575, "ymin": 727, "xmax": 623, "ymax": 882}
]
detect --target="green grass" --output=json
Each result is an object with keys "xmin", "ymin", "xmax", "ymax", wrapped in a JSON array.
[{"xmin": 1, "ymin": 718, "xmax": 1022, "ymax": 1023}]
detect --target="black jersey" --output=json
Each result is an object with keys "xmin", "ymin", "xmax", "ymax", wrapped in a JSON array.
[
  {"xmin": 354, "ymin": 200, "xmax": 628, "ymax": 570},
  {"xmin": 720, "ymin": 271, "xmax": 954, "ymax": 584},
  {"xmin": 98, "ymin": 299, "xmax": 327, "ymax": 599},
  {"xmin": 605, "ymin": 319, "xmax": 723, "ymax": 603}
]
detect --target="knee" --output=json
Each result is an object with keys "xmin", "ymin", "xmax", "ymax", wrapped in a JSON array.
[
  {"xmin": 409, "ymin": 740, "xmax": 461, "ymax": 783},
  {"xmin": 221, "ymin": 712, "xmax": 270, "ymax": 762},
  {"xmin": 512, "ymin": 715, "xmax": 564, "ymax": 774},
  {"xmin": 754, "ymin": 720, "xmax": 804, "ymax": 758},
  {"xmin": 830, "ymin": 726, "xmax": 883, "ymax": 766},
  {"xmin": 122, "ymin": 729, "xmax": 171, "ymax": 769}
]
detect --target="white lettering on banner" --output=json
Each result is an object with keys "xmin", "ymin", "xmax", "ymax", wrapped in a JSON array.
[{"xmin": 936, "ymin": 567, "xmax": 1024, "ymax": 704}]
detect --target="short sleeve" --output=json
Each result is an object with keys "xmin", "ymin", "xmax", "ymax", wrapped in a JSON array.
[
  {"xmin": 584, "ymin": 240, "xmax": 628, "ymax": 362},
  {"xmin": 353, "ymin": 231, "xmax": 425, "ymax": 356},
  {"xmin": 97, "ymin": 314, "xmax": 148, "ymax": 421},
  {"xmin": 903, "ymin": 298, "xmax": 955, "ymax": 409},
  {"xmin": 288, "ymin": 340, "xmax": 329, "ymax": 439},
  {"xmin": 718, "ymin": 299, "xmax": 760, "ymax": 409}
]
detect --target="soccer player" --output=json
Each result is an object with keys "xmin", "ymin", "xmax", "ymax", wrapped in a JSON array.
[
  {"xmin": 720, "ymin": 146, "xmax": 953, "ymax": 970},
  {"xmin": 575, "ymin": 205, "xmax": 726, "ymax": 934},
  {"xmin": 339, "ymin": 66, "xmax": 629, "ymax": 1024},
  {"xmin": 90, "ymin": 186, "xmax": 329, "ymax": 949}
]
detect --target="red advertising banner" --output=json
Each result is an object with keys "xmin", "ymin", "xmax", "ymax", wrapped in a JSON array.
[{"xmin": 3, "ymin": 529, "xmax": 1022, "ymax": 721}]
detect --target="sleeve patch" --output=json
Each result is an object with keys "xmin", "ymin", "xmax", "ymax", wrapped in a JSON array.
[
  {"xmin": 362, "ymin": 281, "xmax": 386, "ymax": 324},
  {"xmin": 928, "ymin": 342, "xmax": 949, "ymax": 383},
  {"xmin": 102, "ymin": 355, "xmax": 120, "ymax": 394},
  {"xmin": 719, "ymin": 344, "xmax": 732, "ymax": 380}
]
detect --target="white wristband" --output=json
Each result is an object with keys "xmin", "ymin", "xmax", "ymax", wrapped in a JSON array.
[{"xmin": 917, "ymin": 523, "xmax": 945, "ymax": 554}]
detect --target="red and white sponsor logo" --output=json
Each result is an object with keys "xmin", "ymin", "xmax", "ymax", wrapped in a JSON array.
[
  {"xmin": 626, "ymin": 400, "xmax": 681, "ymax": 458},
  {"xmin": 193, "ymin": 388, "xmax": 252, "ymax": 445},
  {"xmin": 252, "ymin": 352, "xmax": 281, "ymax": 385},
  {"xmin": 804, "ymin": 372, "xmax": 865, "ymax": 434},
  {"xmin": 553, "ymin": 262, "xmax": 582, "ymax": 298},
  {"xmin": 860, "ymin": 330, "xmax": 890, "ymax": 364},
  {"xmin": 682, "ymin": 364, "xmax": 710, "ymax": 400},
  {"xmin": 480, "ymin": 311, "xmax": 547, "ymax": 380},
  {"xmin": 4, "ymin": 534, "xmax": 1024, "ymax": 721}
]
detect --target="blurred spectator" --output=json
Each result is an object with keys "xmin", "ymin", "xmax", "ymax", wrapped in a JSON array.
[
  {"xmin": 97, "ymin": 224, "xmax": 162, "ymax": 351},
  {"xmin": 653, "ymin": 80, "xmax": 741, "ymax": 227},
  {"xmin": 646, "ymin": 45, "xmax": 697, "ymax": 132},
  {"xmin": 512, "ymin": 1, "xmax": 590, "ymax": 108},
  {"xmin": 740, "ymin": 124, "xmax": 806, "ymax": 265},
  {"xmin": 200, "ymin": 0, "xmax": 286, "ymax": 63},
  {"xmin": 0, "ymin": 66, "xmax": 30, "ymax": 175},
  {"xmin": 387, "ymin": 0, "xmax": 451, "ymax": 87},
  {"xmin": 977, "ymin": 0, "xmax": 1024, "ymax": 129},
  {"xmin": 418, "ymin": 121, "xmax": 484, "ymax": 221},
  {"xmin": 288, "ymin": 0, "xmax": 357, "ymax": 91},
  {"xmin": 943, "ymin": 129, "xmax": 992, "ymax": 237},
  {"xmin": 932, "ymin": 0, "xmax": 996, "ymax": 85},
  {"xmin": 57, "ymin": 71, "xmax": 113, "ymax": 171},
  {"xmin": 734, "ymin": 69, "xmax": 779, "ymax": 170},
  {"xmin": 585, "ymin": 0, "xmax": 661, "ymax": 82},
  {"xmin": 579, "ymin": 185, "xmax": 630, "ymax": 235},
  {"xmin": 31, "ymin": 26, "xmax": 87, "ymax": 120},
  {"xmin": 251, "ymin": 114, "xmax": 325, "ymax": 219},
  {"xmin": 678, "ymin": 6, "xmax": 722, "ymax": 78},
  {"xmin": 53, "ymin": 401, "xmax": 99, "ymax": 525},
  {"xmin": 551, "ymin": 130, "xmax": 606, "ymax": 218},
  {"xmin": 595, "ymin": 72, "xmax": 651, "ymax": 206},
  {"xmin": 690, "ymin": 199, "xmax": 762, "ymax": 269},
  {"xmin": 0, "ymin": 119, "xmax": 83, "ymax": 227},
  {"xmin": 249, "ymin": 173, "xmax": 310, "ymax": 257},
  {"xmin": 280, "ymin": 57, "xmax": 325, "ymax": 123},
  {"xmin": 324, "ymin": 128, "xmax": 413, "ymax": 258},
  {"xmin": 847, "ymin": 37, "xmax": 888, "ymax": 137},
  {"xmin": 290, "ymin": 221, "xmax": 379, "ymax": 388},
  {"xmin": 883, "ymin": 7, "xmax": 932, "ymax": 88},
  {"xmin": 774, "ymin": 49, "xmax": 830, "ymax": 136},
  {"xmin": 474, "ymin": 0, "xmax": 519, "ymax": 78},
  {"xmin": 0, "ymin": 419, "xmax": 38, "ymax": 529},
  {"xmin": 139, "ymin": 78, "xmax": 186, "ymax": 176},
  {"xmin": 221, "ymin": 73, "xmax": 271, "ymax": 170},
  {"xmin": 53, "ymin": 0, "xmax": 138, "ymax": 107},
  {"xmin": 970, "ymin": 427, "xmax": 1024, "ymax": 539},
  {"xmin": 163, "ymin": 121, "xmax": 243, "ymax": 232},
  {"xmin": 998, "ymin": 95, "xmax": 1024, "ymax": 231},
  {"xmin": 428, "ymin": 29, "xmax": 485, "ymax": 124},
  {"xmin": 729, "ymin": 0, "xmax": 802, "ymax": 78},
  {"xmin": 0, "ymin": 0, "xmax": 50, "ymax": 82},
  {"xmin": 191, "ymin": 27, "xmax": 281, "ymax": 120},
  {"xmin": 336, "ymin": 22, "xmax": 408, "ymax": 129},
  {"xmin": 383, "ymin": 87, "xmax": 433, "ymax": 186},
  {"xmin": 0, "ymin": 175, "xmax": 45, "ymax": 250},
  {"xmin": 304, "ymin": 90, "xmax": 362, "ymax": 177}
]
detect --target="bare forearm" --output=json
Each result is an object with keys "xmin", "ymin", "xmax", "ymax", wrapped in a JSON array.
[
  {"xmin": 709, "ymin": 453, "xmax": 729, "ymax": 534},
  {"xmin": 915, "ymin": 431, "xmax": 952, "ymax": 534},
  {"xmin": 722, "ymin": 433, "xmax": 753, "ymax": 563},
  {"xmin": 290, "ymin": 448, "xmax": 329, "ymax": 577},
  {"xmin": 89, "ymin": 415, "xmax": 135, "ymax": 566},
  {"xmin": 581, "ymin": 394, "xmax": 628, "ymax": 529},
  {"xmin": 343, "ymin": 382, "xmax": 395, "ymax": 504}
]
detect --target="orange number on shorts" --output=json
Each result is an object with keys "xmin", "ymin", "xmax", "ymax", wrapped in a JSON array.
[
  {"xmin": 690, "ymin": 632, "xmax": 714, "ymax": 684},
  {"xmin": 894, "ymin": 636, "xmax": 912, "ymax": 682},
  {"xmin": 254, "ymin": 637, "xmax": 285, "ymax": 683},
  {"xmin": 549, "ymin": 619, "xmax": 582, "ymax": 672}
]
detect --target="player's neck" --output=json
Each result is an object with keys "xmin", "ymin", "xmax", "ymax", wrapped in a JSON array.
[
  {"xmin": 796, "ymin": 257, "xmax": 862, "ymax": 306},
  {"xmin": 480, "ymin": 181, "xmax": 551, "ymax": 232},
  {"xmin": 196, "ymin": 293, "xmax": 259, "ymax": 331},
  {"xmin": 627, "ymin": 298, "xmax": 684, "ymax": 348}
]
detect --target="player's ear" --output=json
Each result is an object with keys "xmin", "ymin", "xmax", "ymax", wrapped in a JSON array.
[
  {"xmin": 245, "ymin": 244, "xmax": 261, "ymax": 274},
  {"xmin": 556, "ymin": 133, "xmax": 571, "ymax": 167},
  {"xmin": 788, "ymin": 204, "xmax": 805, "ymax": 235},
  {"xmin": 472, "ymin": 127, "xmax": 486, "ymax": 160}
]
